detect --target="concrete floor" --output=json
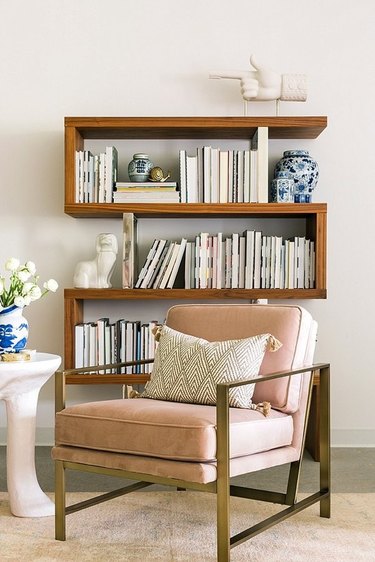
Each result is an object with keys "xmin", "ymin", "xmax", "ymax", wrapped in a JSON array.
[{"xmin": 1, "ymin": 447, "xmax": 374, "ymax": 493}]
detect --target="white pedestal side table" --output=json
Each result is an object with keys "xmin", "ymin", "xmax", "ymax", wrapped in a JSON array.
[{"xmin": 0, "ymin": 352, "xmax": 61, "ymax": 517}]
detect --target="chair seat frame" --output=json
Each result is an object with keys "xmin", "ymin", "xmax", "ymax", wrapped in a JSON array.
[{"xmin": 54, "ymin": 361, "xmax": 330, "ymax": 562}]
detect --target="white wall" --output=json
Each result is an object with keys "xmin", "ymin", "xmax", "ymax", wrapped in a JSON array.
[{"xmin": 0, "ymin": 0, "xmax": 374, "ymax": 446}]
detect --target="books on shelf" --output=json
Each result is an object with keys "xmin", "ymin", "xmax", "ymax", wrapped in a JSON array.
[
  {"xmin": 74, "ymin": 317, "xmax": 160, "ymax": 372},
  {"xmin": 130, "ymin": 226, "xmax": 316, "ymax": 292},
  {"xmin": 75, "ymin": 125, "xmax": 270, "ymax": 204},
  {"xmin": 75, "ymin": 147, "xmax": 119, "ymax": 203},
  {"xmin": 178, "ymin": 136, "xmax": 268, "ymax": 203}
]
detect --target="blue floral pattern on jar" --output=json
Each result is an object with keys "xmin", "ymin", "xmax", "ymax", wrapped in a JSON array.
[
  {"xmin": 0, "ymin": 305, "xmax": 29, "ymax": 353},
  {"xmin": 274, "ymin": 150, "xmax": 319, "ymax": 203},
  {"xmin": 128, "ymin": 153, "xmax": 154, "ymax": 182}
]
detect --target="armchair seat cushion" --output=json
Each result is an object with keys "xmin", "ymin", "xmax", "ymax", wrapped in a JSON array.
[{"xmin": 55, "ymin": 398, "xmax": 293, "ymax": 462}]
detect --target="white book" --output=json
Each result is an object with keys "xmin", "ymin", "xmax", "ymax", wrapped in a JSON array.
[
  {"xmin": 236, "ymin": 150, "xmax": 244, "ymax": 203},
  {"xmin": 216, "ymin": 232, "xmax": 223, "ymax": 289},
  {"xmin": 152, "ymin": 242, "xmax": 174, "ymax": 288},
  {"xmin": 243, "ymin": 150, "xmax": 251, "ymax": 203},
  {"xmin": 203, "ymin": 146, "xmax": 211, "ymax": 203},
  {"xmin": 75, "ymin": 150, "xmax": 83, "ymax": 203},
  {"xmin": 194, "ymin": 235, "xmax": 200, "ymax": 288},
  {"xmin": 179, "ymin": 149, "xmax": 187, "ymax": 203},
  {"xmin": 141, "ymin": 239, "xmax": 168, "ymax": 288},
  {"xmin": 231, "ymin": 232, "xmax": 239, "ymax": 289},
  {"xmin": 253, "ymin": 231, "xmax": 262, "ymax": 289},
  {"xmin": 159, "ymin": 243, "xmax": 181, "ymax": 289},
  {"xmin": 199, "ymin": 232, "xmax": 209, "ymax": 288},
  {"xmin": 228, "ymin": 150, "xmax": 234, "ymax": 203},
  {"xmin": 250, "ymin": 148, "xmax": 258, "ymax": 202},
  {"xmin": 93, "ymin": 154, "xmax": 99, "ymax": 203},
  {"xmin": 105, "ymin": 146, "xmax": 118, "ymax": 203},
  {"xmin": 83, "ymin": 150, "xmax": 90, "ymax": 203},
  {"xmin": 210, "ymin": 147, "xmax": 220, "ymax": 203},
  {"xmin": 167, "ymin": 238, "xmax": 187, "ymax": 288},
  {"xmin": 83, "ymin": 323, "xmax": 90, "ymax": 367},
  {"xmin": 238, "ymin": 235, "xmax": 246, "ymax": 289},
  {"xmin": 184, "ymin": 241, "xmax": 193, "ymax": 289},
  {"xmin": 274, "ymin": 236, "xmax": 283, "ymax": 289},
  {"xmin": 244, "ymin": 230, "xmax": 255, "ymax": 289},
  {"xmin": 98, "ymin": 152, "xmax": 106, "ymax": 203},
  {"xmin": 295, "ymin": 236, "xmax": 305, "ymax": 288},
  {"xmin": 147, "ymin": 241, "xmax": 169, "ymax": 288},
  {"xmin": 88, "ymin": 323, "xmax": 97, "ymax": 366},
  {"xmin": 212, "ymin": 235, "xmax": 218, "ymax": 288},
  {"xmin": 186, "ymin": 155, "xmax": 198, "ymax": 203},
  {"xmin": 225, "ymin": 237, "xmax": 232, "ymax": 289},
  {"xmin": 219, "ymin": 150, "xmax": 229, "ymax": 203},
  {"xmin": 74, "ymin": 323, "xmax": 85, "ymax": 368},
  {"xmin": 288, "ymin": 240, "xmax": 295, "ymax": 289},
  {"xmin": 280, "ymin": 244, "xmax": 286, "ymax": 289},
  {"xmin": 252, "ymin": 127, "xmax": 269, "ymax": 202},
  {"xmin": 135, "ymin": 239, "xmax": 160, "ymax": 289}
]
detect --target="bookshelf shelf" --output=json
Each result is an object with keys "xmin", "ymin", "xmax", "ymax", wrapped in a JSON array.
[{"xmin": 64, "ymin": 116, "xmax": 327, "ymax": 371}]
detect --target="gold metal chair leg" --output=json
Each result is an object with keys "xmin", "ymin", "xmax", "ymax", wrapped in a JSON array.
[
  {"xmin": 217, "ymin": 385, "xmax": 230, "ymax": 562},
  {"xmin": 319, "ymin": 365, "xmax": 331, "ymax": 518},
  {"xmin": 55, "ymin": 460, "xmax": 66, "ymax": 540}
]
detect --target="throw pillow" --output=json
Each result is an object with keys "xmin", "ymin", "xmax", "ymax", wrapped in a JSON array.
[{"xmin": 141, "ymin": 325, "xmax": 281, "ymax": 408}]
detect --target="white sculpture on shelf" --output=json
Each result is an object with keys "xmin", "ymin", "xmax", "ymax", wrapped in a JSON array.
[
  {"xmin": 210, "ymin": 54, "xmax": 307, "ymax": 114},
  {"xmin": 74, "ymin": 233, "xmax": 118, "ymax": 289}
]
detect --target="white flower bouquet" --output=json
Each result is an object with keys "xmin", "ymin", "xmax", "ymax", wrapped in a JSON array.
[{"xmin": 0, "ymin": 258, "xmax": 58, "ymax": 309}]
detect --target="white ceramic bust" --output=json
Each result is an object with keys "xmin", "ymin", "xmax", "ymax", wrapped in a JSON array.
[
  {"xmin": 210, "ymin": 54, "xmax": 307, "ymax": 103},
  {"xmin": 73, "ymin": 233, "xmax": 118, "ymax": 289}
]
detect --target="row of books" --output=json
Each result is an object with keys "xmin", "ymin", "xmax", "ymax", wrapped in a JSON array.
[
  {"xmin": 134, "ymin": 232, "xmax": 315, "ymax": 290},
  {"xmin": 179, "ymin": 127, "xmax": 268, "ymax": 204},
  {"xmin": 113, "ymin": 181, "xmax": 180, "ymax": 203},
  {"xmin": 75, "ymin": 147, "xmax": 118, "ymax": 203},
  {"xmin": 74, "ymin": 317, "xmax": 159, "ymax": 372}
]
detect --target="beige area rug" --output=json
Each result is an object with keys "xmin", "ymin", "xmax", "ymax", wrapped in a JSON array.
[{"xmin": 0, "ymin": 491, "xmax": 374, "ymax": 562}]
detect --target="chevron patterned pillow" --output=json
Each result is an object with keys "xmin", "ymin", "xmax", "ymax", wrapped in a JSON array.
[{"xmin": 142, "ymin": 325, "xmax": 281, "ymax": 408}]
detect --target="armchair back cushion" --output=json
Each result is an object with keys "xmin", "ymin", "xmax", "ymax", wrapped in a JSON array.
[{"xmin": 165, "ymin": 304, "xmax": 317, "ymax": 414}]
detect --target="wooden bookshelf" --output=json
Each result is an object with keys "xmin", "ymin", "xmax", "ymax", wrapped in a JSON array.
[{"xmin": 63, "ymin": 116, "xmax": 327, "ymax": 371}]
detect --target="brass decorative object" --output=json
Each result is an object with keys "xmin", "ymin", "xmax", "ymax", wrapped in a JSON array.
[{"xmin": 149, "ymin": 166, "xmax": 171, "ymax": 182}]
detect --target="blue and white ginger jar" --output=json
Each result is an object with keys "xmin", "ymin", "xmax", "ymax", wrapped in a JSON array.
[
  {"xmin": 274, "ymin": 150, "xmax": 319, "ymax": 203},
  {"xmin": 128, "ymin": 153, "xmax": 154, "ymax": 182},
  {"xmin": 0, "ymin": 305, "xmax": 29, "ymax": 354},
  {"xmin": 271, "ymin": 171, "xmax": 294, "ymax": 203}
]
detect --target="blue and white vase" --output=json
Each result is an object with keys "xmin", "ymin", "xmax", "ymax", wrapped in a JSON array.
[
  {"xmin": 0, "ymin": 305, "xmax": 29, "ymax": 354},
  {"xmin": 128, "ymin": 153, "xmax": 154, "ymax": 182},
  {"xmin": 271, "ymin": 171, "xmax": 294, "ymax": 203},
  {"xmin": 274, "ymin": 150, "xmax": 319, "ymax": 203}
]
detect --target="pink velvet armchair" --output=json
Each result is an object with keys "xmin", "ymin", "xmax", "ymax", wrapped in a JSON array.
[{"xmin": 52, "ymin": 304, "xmax": 330, "ymax": 561}]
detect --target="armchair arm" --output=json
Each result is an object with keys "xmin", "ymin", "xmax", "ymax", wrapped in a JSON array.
[
  {"xmin": 215, "ymin": 362, "xmax": 331, "ymax": 497},
  {"xmin": 218, "ymin": 362, "xmax": 330, "ymax": 390},
  {"xmin": 55, "ymin": 357, "xmax": 155, "ymax": 413}
]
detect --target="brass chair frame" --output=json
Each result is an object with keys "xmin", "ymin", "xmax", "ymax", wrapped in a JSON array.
[{"xmin": 54, "ymin": 360, "xmax": 330, "ymax": 562}]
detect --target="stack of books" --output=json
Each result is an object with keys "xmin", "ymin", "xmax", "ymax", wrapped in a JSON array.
[
  {"xmin": 113, "ymin": 182, "xmax": 180, "ymax": 203},
  {"xmin": 75, "ymin": 147, "xmax": 118, "ymax": 203},
  {"xmin": 74, "ymin": 317, "xmax": 159, "ymax": 372}
]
